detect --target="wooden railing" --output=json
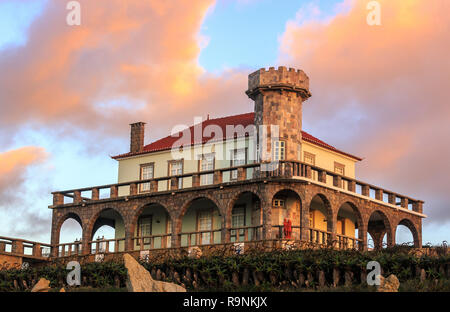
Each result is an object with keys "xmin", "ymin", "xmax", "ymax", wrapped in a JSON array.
[
  {"xmin": 89, "ymin": 238, "xmax": 126, "ymax": 254},
  {"xmin": 337, "ymin": 234, "xmax": 362, "ymax": 250},
  {"xmin": 132, "ymin": 234, "xmax": 172, "ymax": 250},
  {"xmin": 50, "ymin": 161, "xmax": 424, "ymax": 215},
  {"xmin": 0, "ymin": 236, "xmax": 52, "ymax": 258},
  {"xmin": 271, "ymin": 225, "xmax": 302, "ymax": 240},
  {"xmin": 308, "ymin": 228, "xmax": 332, "ymax": 246},
  {"xmin": 55, "ymin": 242, "xmax": 82, "ymax": 257},
  {"xmin": 229, "ymin": 225, "xmax": 263, "ymax": 242},
  {"xmin": 179, "ymin": 229, "xmax": 222, "ymax": 247}
]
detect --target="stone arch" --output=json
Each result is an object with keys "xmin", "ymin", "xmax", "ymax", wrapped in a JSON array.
[
  {"xmin": 395, "ymin": 218, "xmax": 420, "ymax": 247},
  {"xmin": 308, "ymin": 193, "xmax": 333, "ymax": 229},
  {"xmin": 226, "ymin": 191, "xmax": 263, "ymax": 242},
  {"xmin": 178, "ymin": 196, "xmax": 223, "ymax": 246},
  {"xmin": 130, "ymin": 202, "xmax": 173, "ymax": 249},
  {"xmin": 177, "ymin": 194, "xmax": 222, "ymax": 220},
  {"xmin": 86, "ymin": 207, "xmax": 127, "ymax": 252},
  {"xmin": 306, "ymin": 192, "xmax": 334, "ymax": 245},
  {"xmin": 336, "ymin": 200, "xmax": 364, "ymax": 249},
  {"xmin": 270, "ymin": 188, "xmax": 302, "ymax": 239},
  {"xmin": 367, "ymin": 209, "xmax": 393, "ymax": 250},
  {"xmin": 55, "ymin": 212, "xmax": 83, "ymax": 243}
]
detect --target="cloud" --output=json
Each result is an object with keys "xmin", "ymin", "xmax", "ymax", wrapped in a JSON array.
[
  {"xmin": 0, "ymin": 0, "xmax": 252, "ymax": 149},
  {"xmin": 0, "ymin": 146, "xmax": 50, "ymax": 239},
  {"xmin": 279, "ymin": 0, "xmax": 450, "ymax": 223},
  {"xmin": 0, "ymin": 146, "xmax": 48, "ymax": 206}
]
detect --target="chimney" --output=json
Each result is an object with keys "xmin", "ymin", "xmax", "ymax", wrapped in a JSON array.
[{"xmin": 130, "ymin": 122, "xmax": 146, "ymax": 153}]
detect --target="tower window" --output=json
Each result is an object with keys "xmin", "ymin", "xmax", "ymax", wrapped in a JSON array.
[{"xmin": 273, "ymin": 140, "xmax": 285, "ymax": 161}]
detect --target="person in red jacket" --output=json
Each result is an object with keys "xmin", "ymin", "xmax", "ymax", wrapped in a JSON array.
[{"xmin": 283, "ymin": 218, "xmax": 292, "ymax": 239}]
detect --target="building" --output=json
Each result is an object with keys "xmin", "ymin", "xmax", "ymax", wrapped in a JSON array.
[{"xmin": 44, "ymin": 66, "xmax": 424, "ymax": 258}]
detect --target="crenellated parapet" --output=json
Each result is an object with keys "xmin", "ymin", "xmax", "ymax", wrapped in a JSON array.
[{"xmin": 246, "ymin": 66, "xmax": 311, "ymax": 100}]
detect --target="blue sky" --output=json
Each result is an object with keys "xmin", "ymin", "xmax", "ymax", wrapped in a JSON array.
[{"xmin": 0, "ymin": 0, "xmax": 447, "ymax": 246}]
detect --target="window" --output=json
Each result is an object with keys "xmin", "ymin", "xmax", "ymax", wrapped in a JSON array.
[
  {"xmin": 304, "ymin": 152, "xmax": 316, "ymax": 165},
  {"xmin": 273, "ymin": 199, "xmax": 285, "ymax": 207},
  {"xmin": 334, "ymin": 162, "xmax": 345, "ymax": 176},
  {"xmin": 168, "ymin": 160, "xmax": 183, "ymax": 189},
  {"xmin": 200, "ymin": 153, "xmax": 214, "ymax": 185},
  {"xmin": 230, "ymin": 148, "xmax": 246, "ymax": 180},
  {"xmin": 137, "ymin": 216, "xmax": 152, "ymax": 245},
  {"xmin": 304, "ymin": 152, "xmax": 317, "ymax": 180},
  {"xmin": 231, "ymin": 206, "xmax": 246, "ymax": 242},
  {"xmin": 140, "ymin": 163, "xmax": 154, "ymax": 192},
  {"xmin": 197, "ymin": 210, "xmax": 213, "ymax": 245},
  {"xmin": 273, "ymin": 140, "xmax": 285, "ymax": 161}
]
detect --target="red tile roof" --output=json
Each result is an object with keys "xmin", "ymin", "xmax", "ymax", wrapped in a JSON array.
[{"xmin": 111, "ymin": 112, "xmax": 363, "ymax": 161}]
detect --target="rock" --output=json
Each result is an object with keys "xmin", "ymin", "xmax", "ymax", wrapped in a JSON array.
[
  {"xmin": 333, "ymin": 268, "xmax": 340, "ymax": 287},
  {"xmin": 344, "ymin": 271, "xmax": 353, "ymax": 286},
  {"xmin": 188, "ymin": 246, "xmax": 202, "ymax": 259},
  {"xmin": 60, "ymin": 288, "xmax": 65, "ymax": 292},
  {"xmin": 31, "ymin": 278, "xmax": 51, "ymax": 292},
  {"xmin": 123, "ymin": 253, "xmax": 186, "ymax": 292},
  {"xmin": 318, "ymin": 270, "xmax": 326, "ymax": 287},
  {"xmin": 377, "ymin": 274, "xmax": 400, "ymax": 292},
  {"xmin": 232, "ymin": 271, "xmax": 240, "ymax": 287},
  {"xmin": 420, "ymin": 269, "xmax": 426, "ymax": 282}
]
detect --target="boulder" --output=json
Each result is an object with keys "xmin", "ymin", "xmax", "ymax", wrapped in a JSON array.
[
  {"xmin": 377, "ymin": 274, "xmax": 400, "ymax": 292},
  {"xmin": 31, "ymin": 278, "xmax": 51, "ymax": 292},
  {"xmin": 188, "ymin": 246, "xmax": 202, "ymax": 259},
  {"xmin": 123, "ymin": 253, "xmax": 186, "ymax": 292}
]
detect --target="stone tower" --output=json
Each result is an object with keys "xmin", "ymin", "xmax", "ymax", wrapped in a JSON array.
[{"xmin": 246, "ymin": 66, "xmax": 311, "ymax": 162}]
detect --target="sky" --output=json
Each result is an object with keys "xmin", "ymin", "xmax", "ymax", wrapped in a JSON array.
[{"xmin": 0, "ymin": 0, "xmax": 448, "ymax": 245}]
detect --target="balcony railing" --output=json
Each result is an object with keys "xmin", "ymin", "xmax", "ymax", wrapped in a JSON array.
[
  {"xmin": 50, "ymin": 161, "xmax": 424, "ymax": 215},
  {"xmin": 0, "ymin": 236, "xmax": 52, "ymax": 259}
]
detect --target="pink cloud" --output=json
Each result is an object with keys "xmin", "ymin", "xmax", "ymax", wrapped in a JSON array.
[
  {"xmin": 279, "ymin": 0, "xmax": 450, "ymax": 222},
  {"xmin": 0, "ymin": 0, "xmax": 252, "ymax": 147}
]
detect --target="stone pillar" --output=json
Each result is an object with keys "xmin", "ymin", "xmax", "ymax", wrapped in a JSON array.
[
  {"xmin": 358, "ymin": 224, "xmax": 368, "ymax": 251},
  {"xmin": 33, "ymin": 244, "xmax": 42, "ymax": 257},
  {"xmin": 375, "ymin": 189, "xmax": 383, "ymax": 201},
  {"xmin": 401, "ymin": 197, "xmax": 409, "ymax": 209},
  {"xmin": 172, "ymin": 218, "xmax": 182, "ymax": 248},
  {"xmin": 50, "ymin": 211, "xmax": 60, "ymax": 257},
  {"xmin": 81, "ymin": 225, "xmax": 91, "ymax": 256},
  {"xmin": 333, "ymin": 176, "xmax": 342, "ymax": 188},
  {"xmin": 348, "ymin": 181, "xmax": 356, "ymax": 192},
  {"xmin": 261, "ymin": 201, "xmax": 273, "ymax": 240},
  {"xmin": 53, "ymin": 193, "xmax": 64, "ymax": 206},
  {"xmin": 110, "ymin": 185, "xmax": 118, "ymax": 198},
  {"xmin": 92, "ymin": 188, "xmax": 99, "ymax": 200},
  {"xmin": 74, "ymin": 190, "xmax": 82, "ymax": 204},
  {"xmin": 221, "ymin": 214, "xmax": 230, "ymax": 244},
  {"xmin": 169, "ymin": 177, "xmax": 178, "ymax": 190},
  {"xmin": 213, "ymin": 171, "xmax": 223, "ymax": 184},
  {"xmin": 237, "ymin": 167, "xmax": 246, "ymax": 181},
  {"xmin": 412, "ymin": 201, "xmax": 423, "ymax": 214},
  {"xmin": 305, "ymin": 165, "xmax": 312, "ymax": 179},
  {"xmin": 318, "ymin": 170, "xmax": 326, "ymax": 183},
  {"xmin": 192, "ymin": 174, "xmax": 200, "ymax": 187},
  {"xmin": 11, "ymin": 240, "xmax": 24, "ymax": 254},
  {"xmin": 150, "ymin": 180, "xmax": 158, "ymax": 192},
  {"xmin": 388, "ymin": 193, "xmax": 396, "ymax": 204},
  {"xmin": 361, "ymin": 185, "xmax": 370, "ymax": 197},
  {"xmin": 130, "ymin": 183, "xmax": 138, "ymax": 195}
]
